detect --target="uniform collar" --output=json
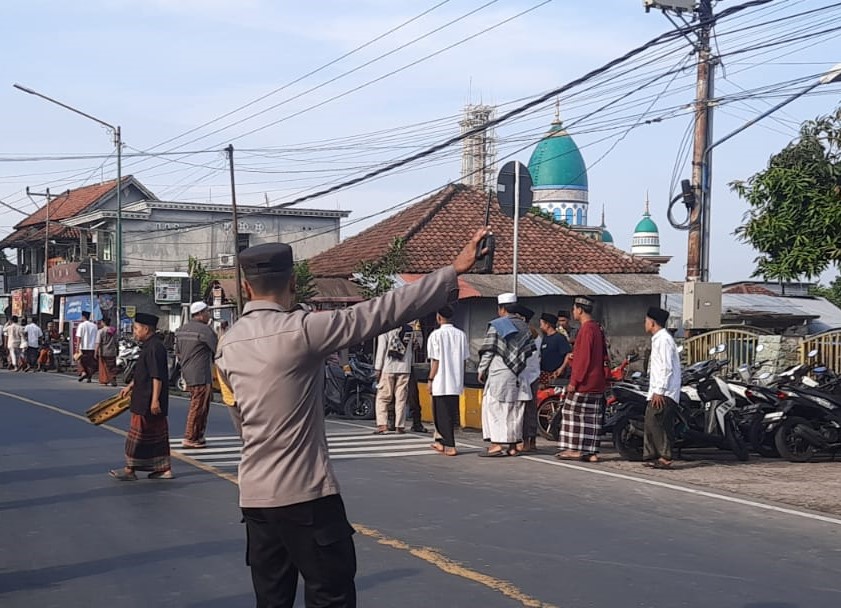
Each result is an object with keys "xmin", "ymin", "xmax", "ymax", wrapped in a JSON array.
[{"xmin": 243, "ymin": 300, "xmax": 289, "ymax": 315}]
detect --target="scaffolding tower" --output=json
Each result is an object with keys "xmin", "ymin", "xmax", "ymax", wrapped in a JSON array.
[{"xmin": 459, "ymin": 104, "xmax": 496, "ymax": 192}]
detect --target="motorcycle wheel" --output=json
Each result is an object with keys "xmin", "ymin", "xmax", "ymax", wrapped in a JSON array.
[
  {"xmin": 176, "ymin": 376, "xmax": 187, "ymax": 393},
  {"xmin": 748, "ymin": 415, "xmax": 779, "ymax": 458},
  {"xmin": 344, "ymin": 392, "xmax": 375, "ymax": 420},
  {"xmin": 612, "ymin": 415, "xmax": 645, "ymax": 461},
  {"xmin": 725, "ymin": 417, "xmax": 750, "ymax": 461},
  {"xmin": 774, "ymin": 416, "xmax": 816, "ymax": 463},
  {"xmin": 537, "ymin": 398, "xmax": 562, "ymax": 440}
]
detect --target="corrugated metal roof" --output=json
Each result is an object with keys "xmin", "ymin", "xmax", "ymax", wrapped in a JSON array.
[
  {"xmin": 569, "ymin": 274, "xmax": 624, "ymax": 295},
  {"xmin": 665, "ymin": 293, "xmax": 841, "ymax": 332},
  {"xmin": 519, "ymin": 274, "xmax": 564, "ymax": 296}
]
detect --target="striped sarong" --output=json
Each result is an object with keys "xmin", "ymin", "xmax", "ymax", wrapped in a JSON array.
[
  {"xmin": 125, "ymin": 413, "xmax": 171, "ymax": 472},
  {"xmin": 558, "ymin": 392, "xmax": 604, "ymax": 454}
]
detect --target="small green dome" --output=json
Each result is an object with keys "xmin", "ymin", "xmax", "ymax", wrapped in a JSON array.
[
  {"xmin": 634, "ymin": 214, "xmax": 658, "ymax": 233},
  {"xmin": 601, "ymin": 229, "xmax": 614, "ymax": 243},
  {"xmin": 527, "ymin": 122, "xmax": 588, "ymax": 189}
]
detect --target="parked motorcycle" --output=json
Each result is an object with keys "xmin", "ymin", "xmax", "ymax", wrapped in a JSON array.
[
  {"xmin": 610, "ymin": 345, "xmax": 749, "ymax": 461},
  {"xmin": 762, "ymin": 351, "xmax": 841, "ymax": 462},
  {"xmin": 323, "ymin": 354, "xmax": 377, "ymax": 420},
  {"xmin": 117, "ymin": 339, "xmax": 141, "ymax": 385}
]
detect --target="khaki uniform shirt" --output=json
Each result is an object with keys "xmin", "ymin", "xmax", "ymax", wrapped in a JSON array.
[{"xmin": 216, "ymin": 266, "xmax": 458, "ymax": 508}]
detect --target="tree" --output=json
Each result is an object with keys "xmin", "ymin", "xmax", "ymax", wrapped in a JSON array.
[
  {"xmin": 811, "ymin": 275, "xmax": 841, "ymax": 309},
  {"xmin": 529, "ymin": 206, "xmax": 569, "ymax": 227},
  {"xmin": 354, "ymin": 237, "xmax": 407, "ymax": 299},
  {"xmin": 188, "ymin": 256, "xmax": 212, "ymax": 295},
  {"xmin": 731, "ymin": 107, "xmax": 841, "ymax": 281},
  {"xmin": 294, "ymin": 260, "xmax": 318, "ymax": 304}
]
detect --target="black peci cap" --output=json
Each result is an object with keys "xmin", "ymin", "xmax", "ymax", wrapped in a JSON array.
[
  {"xmin": 646, "ymin": 306, "xmax": 670, "ymax": 327},
  {"xmin": 540, "ymin": 312, "xmax": 559, "ymax": 326},
  {"xmin": 239, "ymin": 243, "xmax": 294, "ymax": 277},
  {"xmin": 134, "ymin": 312, "xmax": 159, "ymax": 328}
]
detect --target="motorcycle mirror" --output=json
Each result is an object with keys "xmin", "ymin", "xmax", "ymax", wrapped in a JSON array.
[
  {"xmin": 676, "ymin": 345, "xmax": 684, "ymax": 353},
  {"xmin": 632, "ymin": 371, "xmax": 642, "ymax": 379},
  {"xmin": 808, "ymin": 349, "xmax": 819, "ymax": 358},
  {"xmin": 814, "ymin": 366, "xmax": 827, "ymax": 374},
  {"xmin": 708, "ymin": 346, "xmax": 717, "ymax": 355},
  {"xmin": 755, "ymin": 344, "xmax": 764, "ymax": 353},
  {"xmin": 716, "ymin": 344, "xmax": 727, "ymax": 353}
]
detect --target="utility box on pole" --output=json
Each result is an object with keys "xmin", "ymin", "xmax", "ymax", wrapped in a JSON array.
[{"xmin": 683, "ymin": 281, "xmax": 721, "ymax": 330}]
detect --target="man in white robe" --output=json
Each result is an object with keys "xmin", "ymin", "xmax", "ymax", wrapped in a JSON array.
[{"xmin": 478, "ymin": 293, "xmax": 535, "ymax": 458}]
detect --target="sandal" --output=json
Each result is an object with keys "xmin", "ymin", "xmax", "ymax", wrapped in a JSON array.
[
  {"xmin": 109, "ymin": 469, "xmax": 137, "ymax": 481},
  {"xmin": 430, "ymin": 443, "xmax": 445, "ymax": 453},
  {"xmin": 507, "ymin": 449, "xmax": 520, "ymax": 457},
  {"xmin": 554, "ymin": 452, "xmax": 581, "ymax": 461},
  {"xmin": 478, "ymin": 449, "xmax": 508, "ymax": 458},
  {"xmin": 148, "ymin": 470, "xmax": 175, "ymax": 480},
  {"xmin": 372, "ymin": 427, "xmax": 387, "ymax": 435}
]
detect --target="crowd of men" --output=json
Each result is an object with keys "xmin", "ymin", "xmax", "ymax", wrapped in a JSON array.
[{"xmin": 371, "ymin": 292, "xmax": 681, "ymax": 469}]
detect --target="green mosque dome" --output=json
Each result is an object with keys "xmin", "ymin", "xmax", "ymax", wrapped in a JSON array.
[{"xmin": 527, "ymin": 121, "xmax": 588, "ymax": 190}]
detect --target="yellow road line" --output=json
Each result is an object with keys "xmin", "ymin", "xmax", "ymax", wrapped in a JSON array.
[{"xmin": 1, "ymin": 389, "xmax": 557, "ymax": 608}]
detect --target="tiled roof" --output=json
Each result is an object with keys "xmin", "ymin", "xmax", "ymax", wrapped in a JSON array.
[
  {"xmin": 308, "ymin": 184, "xmax": 657, "ymax": 277},
  {"xmin": 723, "ymin": 284, "xmax": 779, "ymax": 296},
  {"xmin": 0, "ymin": 224, "xmax": 81, "ymax": 248},
  {"xmin": 17, "ymin": 177, "xmax": 132, "ymax": 228}
]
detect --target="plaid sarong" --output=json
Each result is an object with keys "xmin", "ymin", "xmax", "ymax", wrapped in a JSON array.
[
  {"xmin": 558, "ymin": 392, "xmax": 604, "ymax": 454},
  {"xmin": 125, "ymin": 413, "xmax": 171, "ymax": 472}
]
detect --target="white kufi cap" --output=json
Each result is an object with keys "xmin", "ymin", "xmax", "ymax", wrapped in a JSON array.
[
  {"xmin": 190, "ymin": 301, "xmax": 209, "ymax": 315},
  {"xmin": 497, "ymin": 292, "xmax": 517, "ymax": 305}
]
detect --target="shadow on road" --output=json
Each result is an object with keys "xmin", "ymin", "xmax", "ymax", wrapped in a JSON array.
[
  {"xmin": 0, "ymin": 540, "xmax": 241, "ymax": 594},
  {"xmin": 743, "ymin": 603, "xmax": 799, "ymax": 608},
  {"xmin": 0, "ymin": 474, "xmax": 222, "ymax": 511}
]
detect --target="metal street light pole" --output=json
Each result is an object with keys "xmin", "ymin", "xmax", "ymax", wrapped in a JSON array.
[
  {"xmin": 698, "ymin": 62, "xmax": 841, "ymax": 280},
  {"xmin": 13, "ymin": 83, "xmax": 124, "ymax": 325}
]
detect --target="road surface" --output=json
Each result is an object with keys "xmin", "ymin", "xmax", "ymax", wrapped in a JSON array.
[{"xmin": 1, "ymin": 370, "xmax": 840, "ymax": 607}]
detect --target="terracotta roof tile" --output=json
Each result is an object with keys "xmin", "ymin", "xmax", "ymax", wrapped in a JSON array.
[
  {"xmin": 309, "ymin": 184, "xmax": 656, "ymax": 277},
  {"xmin": 724, "ymin": 284, "xmax": 779, "ymax": 296},
  {"xmin": 17, "ymin": 177, "xmax": 131, "ymax": 228}
]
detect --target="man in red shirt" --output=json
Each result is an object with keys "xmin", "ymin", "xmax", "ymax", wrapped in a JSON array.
[{"xmin": 557, "ymin": 296, "xmax": 607, "ymax": 463}]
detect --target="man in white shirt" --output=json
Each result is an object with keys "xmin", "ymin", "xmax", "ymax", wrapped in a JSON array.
[
  {"xmin": 4, "ymin": 316, "xmax": 20, "ymax": 370},
  {"xmin": 643, "ymin": 307, "xmax": 682, "ymax": 469},
  {"xmin": 427, "ymin": 306, "xmax": 469, "ymax": 456},
  {"xmin": 76, "ymin": 311, "xmax": 99, "ymax": 383},
  {"xmin": 23, "ymin": 318, "xmax": 43, "ymax": 372}
]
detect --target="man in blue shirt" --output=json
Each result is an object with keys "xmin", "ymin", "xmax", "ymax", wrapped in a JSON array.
[{"xmin": 538, "ymin": 313, "xmax": 571, "ymax": 386}]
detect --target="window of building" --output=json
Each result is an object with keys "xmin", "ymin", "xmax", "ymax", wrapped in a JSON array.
[
  {"xmin": 98, "ymin": 230, "xmax": 114, "ymax": 261},
  {"xmin": 565, "ymin": 209, "xmax": 574, "ymax": 224},
  {"xmin": 237, "ymin": 233, "xmax": 250, "ymax": 253},
  {"xmin": 576, "ymin": 208, "xmax": 584, "ymax": 225},
  {"xmin": 553, "ymin": 208, "xmax": 562, "ymax": 222}
]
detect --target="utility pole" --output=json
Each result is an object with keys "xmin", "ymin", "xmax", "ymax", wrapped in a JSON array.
[
  {"xmin": 225, "ymin": 145, "xmax": 244, "ymax": 315},
  {"xmin": 115, "ymin": 126, "xmax": 123, "ymax": 329},
  {"xmin": 687, "ymin": 0, "xmax": 715, "ymax": 282}
]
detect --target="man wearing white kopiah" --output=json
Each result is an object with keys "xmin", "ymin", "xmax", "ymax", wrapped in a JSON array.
[{"xmin": 477, "ymin": 293, "xmax": 536, "ymax": 458}]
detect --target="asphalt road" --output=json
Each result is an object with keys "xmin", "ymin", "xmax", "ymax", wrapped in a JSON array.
[{"xmin": 2, "ymin": 370, "xmax": 840, "ymax": 608}]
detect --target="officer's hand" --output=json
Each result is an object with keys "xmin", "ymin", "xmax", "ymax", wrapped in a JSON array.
[
  {"xmin": 151, "ymin": 400, "xmax": 162, "ymax": 416},
  {"xmin": 453, "ymin": 227, "xmax": 491, "ymax": 275}
]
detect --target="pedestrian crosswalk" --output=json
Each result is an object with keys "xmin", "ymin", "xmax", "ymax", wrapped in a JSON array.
[{"xmin": 170, "ymin": 431, "xmax": 442, "ymax": 470}]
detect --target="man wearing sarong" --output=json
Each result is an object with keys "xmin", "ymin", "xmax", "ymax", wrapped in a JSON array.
[
  {"xmin": 176, "ymin": 301, "xmax": 218, "ymax": 448},
  {"xmin": 76, "ymin": 310, "xmax": 98, "ymax": 382},
  {"xmin": 643, "ymin": 307, "xmax": 681, "ymax": 469},
  {"xmin": 109, "ymin": 312, "xmax": 173, "ymax": 481},
  {"xmin": 96, "ymin": 317, "xmax": 119, "ymax": 386},
  {"xmin": 557, "ymin": 296, "xmax": 607, "ymax": 463},
  {"xmin": 478, "ymin": 293, "xmax": 535, "ymax": 458}
]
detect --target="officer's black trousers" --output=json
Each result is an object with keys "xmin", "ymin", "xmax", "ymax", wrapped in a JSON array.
[{"xmin": 242, "ymin": 494, "xmax": 357, "ymax": 608}]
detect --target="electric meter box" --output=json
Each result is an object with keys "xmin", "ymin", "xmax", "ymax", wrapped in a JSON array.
[
  {"xmin": 643, "ymin": 0, "xmax": 696, "ymax": 12},
  {"xmin": 683, "ymin": 281, "xmax": 722, "ymax": 329}
]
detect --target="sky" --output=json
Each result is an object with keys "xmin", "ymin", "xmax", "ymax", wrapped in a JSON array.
[{"xmin": 1, "ymin": 0, "xmax": 839, "ymax": 285}]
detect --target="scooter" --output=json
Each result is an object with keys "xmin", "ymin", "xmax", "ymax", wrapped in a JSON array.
[
  {"xmin": 762, "ymin": 352, "xmax": 841, "ymax": 462},
  {"xmin": 323, "ymin": 354, "xmax": 377, "ymax": 420},
  {"xmin": 610, "ymin": 345, "xmax": 750, "ymax": 461},
  {"xmin": 117, "ymin": 339, "xmax": 141, "ymax": 385}
]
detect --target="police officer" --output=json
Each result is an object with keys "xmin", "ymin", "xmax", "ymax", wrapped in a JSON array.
[{"xmin": 216, "ymin": 227, "xmax": 490, "ymax": 608}]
